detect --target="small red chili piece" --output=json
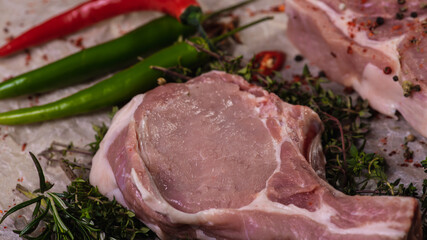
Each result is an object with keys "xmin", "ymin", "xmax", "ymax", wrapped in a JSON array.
[
  {"xmin": 383, "ymin": 66, "xmax": 392, "ymax": 74},
  {"xmin": 252, "ymin": 51, "xmax": 286, "ymax": 77}
]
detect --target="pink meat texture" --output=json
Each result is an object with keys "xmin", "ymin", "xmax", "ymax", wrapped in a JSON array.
[
  {"xmin": 90, "ymin": 71, "xmax": 421, "ymax": 239},
  {"xmin": 286, "ymin": 0, "xmax": 427, "ymax": 137}
]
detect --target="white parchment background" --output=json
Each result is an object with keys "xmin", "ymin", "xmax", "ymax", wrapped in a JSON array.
[{"xmin": 0, "ymin": 0, "xmax": 425, "ymax": 239}]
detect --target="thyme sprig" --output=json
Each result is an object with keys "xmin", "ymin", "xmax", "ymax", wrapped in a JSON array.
[{"xmin": 3, "ymin": 50, "xmax": 426, "ymax": 239}]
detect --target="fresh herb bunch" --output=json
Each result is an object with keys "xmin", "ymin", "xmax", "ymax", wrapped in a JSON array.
[
  {"xmin": 238, "ymin": 63, "xmax": 427, "ymax": 230},
  {"xmin": 251, "ymin": 66, "xmax": 385, "ymax": 195},
  {"xmin": 2, "ymin": 49, "xmax": 427, "ymax": 238},
  {"xmin": 0, "ymin": 153, "xmax": 154, "ymax": 240}
]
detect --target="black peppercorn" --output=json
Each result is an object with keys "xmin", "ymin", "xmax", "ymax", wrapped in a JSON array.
[
  {"xmin": 393, "ymin": 75, "xmax": 399, "ymax": 81},
  {"xmin": 318, "ymin": 71, "xmax": 327, "ymax": 78},
  {"xmin": 376, "ymin": 17, "xmax": 385, "ymax": 26},
  {"xmin": 410, "ymin": 12, "xmax": 418, "ymax": 18},
  {"xmin": 396, "ymin": 12, "xmax": 404, "ymax": 20},
  {"xmin": 397, "ymin": 0, "xmax": 405, "ymax": 4},
  {"xmin": 384, "ymin": 66, "xmax": 392, "ymax": 74},
  {"xmin": 413, "ymin": 85, "xmax": 421, "ymax": 92},
  {"xmin": 294, "ymin": 55, "xmax": 304, "ymax": 62}
]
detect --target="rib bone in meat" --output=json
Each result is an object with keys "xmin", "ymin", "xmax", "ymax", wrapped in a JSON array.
[
  {"xmin": 90, "ymin": 71, "xmax": 421, "ymax": 239},
  {"xmin": 286, "ymin": 0, "xmax": 427, "ymax": 137}
]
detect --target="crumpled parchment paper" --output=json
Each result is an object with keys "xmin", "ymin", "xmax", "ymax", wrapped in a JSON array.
[{"xmin": 0, "ymin": 0, "xmax": 425, "ymax": 239}]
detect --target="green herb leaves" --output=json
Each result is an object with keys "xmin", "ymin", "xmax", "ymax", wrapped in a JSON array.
[{"xmin": 1, "ymin": 153, "xmax": 154, "ymax": 240}]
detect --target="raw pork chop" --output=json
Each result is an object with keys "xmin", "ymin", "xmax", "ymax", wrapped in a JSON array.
[
  {"xmin": 286, "ymin": 0, "xmax": 427, "ymax": 137},
  {"xmin": 90, "ymin": 71, "xmax": 421, "ymax": 239}
]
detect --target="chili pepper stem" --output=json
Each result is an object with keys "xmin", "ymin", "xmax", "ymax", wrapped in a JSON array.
[
  {"xmin": 202, "ymin": 0, "xmax": 256, "ymax": 22},
  {"xmin": 212, "ymin": 16, "xmax": 274, "ymax": 43},
  {"xmin": 0, "ymin": 13, "xmax": 273, "ymax": 124}
]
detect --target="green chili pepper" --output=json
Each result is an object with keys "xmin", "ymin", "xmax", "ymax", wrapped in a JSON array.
[
  {"xmin": 0, "ymin": 15, "xmax": 272, "ymax": 125},
  {"xmin": 0, "ymin": 16, "xmax": 195, "ymax": 99},
  {"xmin": 0, "ymin": 38, "xmax": 210, "ymax": 125}
]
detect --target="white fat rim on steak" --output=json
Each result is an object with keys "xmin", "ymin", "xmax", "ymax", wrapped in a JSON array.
[
  {"xmin": 353, "ymin": 63, "xmax": 403, "ymax": 117},
  {"xmin": 289, "ymin": 0, "xmax": 427, "ymax": 137},
  {"xmin": 125, "ymin": 93, "xmax": 408, "ymax": 239},
  {"xmin": 303, "ymin": 0, "xmax": 405, "ymax": 63},
  {"xmin": 295, "ymin": 0, "xmax": 406, "ymax": 117},
  {"xmin": 90, "ymin": 94, "xmax": 145, "ymax": 208}
]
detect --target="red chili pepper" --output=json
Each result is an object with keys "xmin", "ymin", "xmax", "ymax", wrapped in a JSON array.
[
  {"xmin": 0, "ymin": 0, "xmax": 200, "ymax": 57},
  {"xmin": 252, "ymin": 50, "xmax": 286, "ymax": 77}
]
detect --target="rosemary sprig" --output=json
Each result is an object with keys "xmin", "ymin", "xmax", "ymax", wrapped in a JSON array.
[{"xmin": 1, "ymin": 153, "xmax": 154, "ymax": 240}]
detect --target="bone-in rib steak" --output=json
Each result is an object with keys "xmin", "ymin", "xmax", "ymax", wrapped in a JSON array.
[
  {"xmin": 286, "ymin": 0, "xmax": 427, "ymax": 137},
  {"xmin": 90, "ymin": 71, "xmax": 420, "ymax": 239}
]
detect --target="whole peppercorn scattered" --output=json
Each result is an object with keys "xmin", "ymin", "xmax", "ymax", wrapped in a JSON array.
[
  {"xmin": 397, "ymin": 0, "xmax": 405, "ymax": 4},
  {"xmin": 294, "ymin": 55, "xmax": 304, "ymax": 62},
  {"xmin": 396, "ymin": 12, "xmax": 404, "ymax": 20},
  {"xmin": 413, "ymin": 84, "xmax": 421, "ymax": 92},
  {"xmin": 383, "ymin": 66, "xmax": 392, "ymax": 74},
  {"xmin": 410, "ymin": 12, "xmax": 418, "ymax": 18},
  {"xmin": 376, "ymin": 17, "xmax": 385, "ymax": 26},
  {"xmin": 318, "ymin": 71, "xmax": 327, "ymax": 78},
  {"xmin": 393, "ymin": 75, "xmax": 399, "ymax": 81}
]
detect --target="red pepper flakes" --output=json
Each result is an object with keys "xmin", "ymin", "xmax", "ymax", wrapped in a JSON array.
[
  {"xmin": 0, "ymin": 210, "xmax": 3, "ymax": 213},
  {"xmin": 347, "ymin": 46, "xmax": 353, "ymax": 54},
  {"xmin": 71, "ymin": 37, "xmax": 85, "ymax": 49},
  {"xmin": 380, "ymin": 137, "xmax": 388, "ymax": 145},
  {"xmin": 293, "ymin": 75, "xmax": 302, "ymax": 83},
  {"xmin": 271, "ymin": 4, "xmax": 285, "ymax": 12},
  {"xmin": 2, "ymin": 134, "xmax": 8, "ymax": 140},
  {"xmin": 3, "ymin": 226, "xmax": 7, "ymax": 229},
  {"xmin": 248, "ymin": 4, "xmax": 286, "ymax": 16},
  {"xmin": 25, "ymin": 49, "xmax": 32, "ymax": 66},
  {"xmin": 347, "ymin": 20, "xmax": 357, "ymax": 35},
  {"xmin": 22, "ymin": 143, "xmax": 27, "ymax": 151},
  {"xmin": 17, "ymin": 177, "xmax": 24, "ymax": 182},
  {"xmin": 399, "ymin": 163, "xmax": 409, "ymax": 167},
  {"xmin": 388, "ymin": 150, "xmax": 397, "ymax": 156},
  {"xmin": 42, "ymin": 54, "xmax": 48, "ymax": 61},
  {"xmin": 414, "ymin": 163, "xmax": 423, "ymax": 168},
  {"xmin": 405, "ymin": 158, "xmax": 413, "ymax": 163},
  {"xmin": 392, "ymin": 25, "xmax": 402, "ymax": 31}
]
